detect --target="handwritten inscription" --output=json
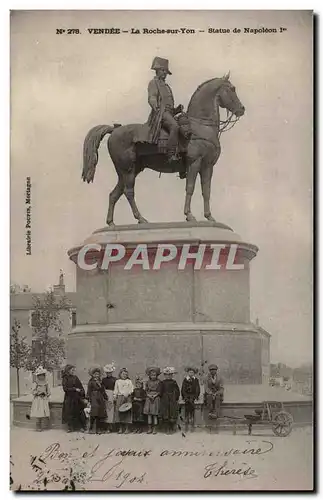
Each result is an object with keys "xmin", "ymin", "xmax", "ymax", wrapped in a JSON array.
[
  {"xmin": 204, "ymin": 460, "xmax": 257, "ymax": 479},
  {"xmin": 89, "ymin": 458, "xmax": 147, "ymax": 488},
  {"xmin": 12, "ymin": 439, "xmax": 274, "ymax": 490},
  {"xmin": 160, "ymin": 440, "xmax": 273, "ymax": 458}
]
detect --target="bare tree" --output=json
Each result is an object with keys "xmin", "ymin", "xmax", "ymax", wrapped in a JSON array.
[{"xmin": 10, "ymin": 319, "xmax": 31, "ymax": 397}]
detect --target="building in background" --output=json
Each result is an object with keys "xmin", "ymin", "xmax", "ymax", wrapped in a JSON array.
[
  {"xmin": 10, "ymin": 273, "xmax": 77, "ymax": 397},
  {"xmin": 292, "ymin": 364, "xmax": 313, "ymax": 396}
]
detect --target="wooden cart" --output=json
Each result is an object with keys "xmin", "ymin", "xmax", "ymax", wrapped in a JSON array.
[{"xmin": 209, "ymin": 401, "xmax": 294, "ymax": 437}]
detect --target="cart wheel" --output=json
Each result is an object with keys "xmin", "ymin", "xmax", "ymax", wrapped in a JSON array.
[{"xmin": 272, "ymin": 411, "xmax": 293, "ymax": 437}]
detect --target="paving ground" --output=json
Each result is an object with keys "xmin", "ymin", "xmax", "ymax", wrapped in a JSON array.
[{"xmin": 10, "ymin": 425, "xmax": 313, "ymax": 491}]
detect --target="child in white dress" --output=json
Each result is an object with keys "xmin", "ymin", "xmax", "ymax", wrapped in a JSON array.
[
  {"xmin": 30, "ymin": 366, "xmax": 50, "ymax": 431},
  {"xmin": 113, "ymin": 368, "xmax": 134, "ymax": 434}
]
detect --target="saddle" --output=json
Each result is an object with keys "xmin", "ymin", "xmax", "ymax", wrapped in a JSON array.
[{"xmin": 135, "ymin": 113, "xmax": 191, "ymax": 157}]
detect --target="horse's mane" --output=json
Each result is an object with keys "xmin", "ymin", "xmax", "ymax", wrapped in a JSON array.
[{"xmin": 187, "ymin": 77, "xmax": 224, "ymax": 112}]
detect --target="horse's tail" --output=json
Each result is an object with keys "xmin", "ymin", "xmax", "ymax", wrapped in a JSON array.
[{"xmin": 82, "ymin": 124, "xmax": 115, "ymax": 183}]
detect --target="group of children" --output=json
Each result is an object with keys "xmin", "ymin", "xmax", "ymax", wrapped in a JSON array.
[
  {"xmin": 30, "ymin": 362, "xmax": 224, "ymax": 433},
  {"xmin": 86, "ymin": 364, "xmax": 196, "ymax": 434}
]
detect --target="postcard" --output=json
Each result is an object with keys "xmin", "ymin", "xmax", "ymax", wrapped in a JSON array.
[{"xmin": 10, "ymin": 10, "xmax": 313, "ymax": 491}]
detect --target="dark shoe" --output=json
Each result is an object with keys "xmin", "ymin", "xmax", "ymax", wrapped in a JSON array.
[
  {"xmin": 179, "ymin": 171, "xmax": 187, "ymax": 179},
  {"xmin": 152, "ymin": 426, "xmax": 157, "ymax": 435}
]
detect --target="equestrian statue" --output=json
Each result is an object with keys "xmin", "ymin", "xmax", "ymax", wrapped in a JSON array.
[{"xmin": 82, "ymin": 57, "xmax": 245, "ymax": 226}]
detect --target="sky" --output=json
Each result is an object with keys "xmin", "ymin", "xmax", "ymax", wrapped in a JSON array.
[{"xmin": 10, "ymin": 10, "xmax": 312, "ymax": 367}]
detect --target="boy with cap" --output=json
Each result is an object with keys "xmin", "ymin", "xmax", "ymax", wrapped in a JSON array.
[
  {"xmin": 204, "ymin": 364, "xmax": 224, "ymax": 418},
  {"xmin": 181, "ymin": 367, "xmax": 200, "ymax": 432}
]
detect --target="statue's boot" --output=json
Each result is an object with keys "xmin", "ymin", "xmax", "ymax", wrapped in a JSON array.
[{"xmin": 178, "ymin": 154, "xmax": 187, "ymax": 179}]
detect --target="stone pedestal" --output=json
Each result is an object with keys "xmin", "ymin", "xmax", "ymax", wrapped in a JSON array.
[{"xmin": 67, "ymin": 222, "xmax": 269, "ymax": 384}]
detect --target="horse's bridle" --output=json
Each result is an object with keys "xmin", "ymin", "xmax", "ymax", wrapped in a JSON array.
[
  {"xmin": 219, "ymin": 109, "xmax": 241, "ymax": 137},
  {"xmin": 189, "ymin": 109, "xmax": 241, "ymax": 139}
]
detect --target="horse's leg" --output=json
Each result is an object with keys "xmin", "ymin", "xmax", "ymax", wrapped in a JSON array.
[
  {"xmin": 123, "ymin": 170, "xmax": 148, "ymax": 224},
  {"xmin": 184, "ymin": 157, "xmax": 202, "ymax": 222},
  {"xmin": 200, "ymin": 164, "xmax": 216, "ymax": 222},
  {"xmin": 106, "ymin": 174, "xmax": 124, "ymax": 227}
]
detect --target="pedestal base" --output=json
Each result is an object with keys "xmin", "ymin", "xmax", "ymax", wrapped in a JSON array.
[
  {"xmin": 67, "ymin": 322, "xmax": 269, "ymax": 384},
  {"xmin": 68, "ymin": 222, "xmax": 265, "ymax": 385}
]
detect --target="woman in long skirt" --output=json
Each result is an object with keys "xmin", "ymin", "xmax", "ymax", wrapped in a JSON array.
[
  {"xmin": 30, "ymin": 366, "xmax": 50, "ymax": 431},
  {"xmin": 113, "ymin": 368, "xmax": 134, "ymax": 434},
  {"xmin": 62, "ymin": 364, "xmax": 86, "ymax": 432},
  {"xmin": 87, "ymin": 367, "xmax": 107, "ymax": 434},
  {"xmin": 102, "ymin": 363, "xmax": 117, "ymax": 432},
  {"xmin": 160, "ymin": 367, "xmax": 180, "ymax": 434}
]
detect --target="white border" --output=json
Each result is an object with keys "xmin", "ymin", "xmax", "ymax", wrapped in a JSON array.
[{"xmin": 3, "ymin": 3, "xmax": 318, "ymax": 499}]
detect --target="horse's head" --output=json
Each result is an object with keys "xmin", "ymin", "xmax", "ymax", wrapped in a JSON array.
[{"xmin": 217, "ymin": 72, "xmax": 245, "ymax": 117}]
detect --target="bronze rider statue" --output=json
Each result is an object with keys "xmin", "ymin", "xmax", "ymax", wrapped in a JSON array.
[{"xmin": 147, "ymin": 57, "xmax": 185, "ymax": 169}]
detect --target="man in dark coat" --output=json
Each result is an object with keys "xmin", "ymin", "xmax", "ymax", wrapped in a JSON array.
[
  {"xmin": 147, "ymin": 57, "xmax": 184, "ymax": 162},
  {"xmin": 181, "ymin": 367, "xmax": 200, "ymax": 431},
  {"xmin": 204, "ymin": 364, "xmax": 224, "ymax": 418},
  {"xmin": 62, "ymin": 364, "xmax": 86, "ymax": 432}
]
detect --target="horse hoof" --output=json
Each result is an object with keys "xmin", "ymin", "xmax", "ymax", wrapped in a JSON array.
[
  {"xmin": 186, "ymin": 214, "xmax": 196, "ymax": 222},
  {"xmin": 205, "ymin": 215, "xmax": 216, "ymax": 222},
  {"xmin": 138, "ymin": 218, "xmax": 148, "ymax": 224},
  {"xmin": 107, "ymin": 221, "xmax": 115, "ymax": 229}
]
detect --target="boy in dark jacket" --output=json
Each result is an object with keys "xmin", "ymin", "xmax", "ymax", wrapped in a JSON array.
[{"xmin": 181, "ymin": 367, "xmax": 200, "ymax": 432}]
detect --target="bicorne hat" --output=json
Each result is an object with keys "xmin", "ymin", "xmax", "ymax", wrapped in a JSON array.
[{"xmin": 151, "ymin": 57, "xmax": 172, "ymax": 75}]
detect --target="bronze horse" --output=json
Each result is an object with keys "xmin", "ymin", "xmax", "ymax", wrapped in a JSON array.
[{"xmin": 82, "ymin": 73, "xmax": 245, "ymax": 226}]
